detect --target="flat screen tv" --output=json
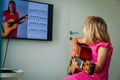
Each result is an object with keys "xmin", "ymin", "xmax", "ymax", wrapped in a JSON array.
[{"xmin": 1, "ymin": 0, "xmax": 53, "ymax": 41}]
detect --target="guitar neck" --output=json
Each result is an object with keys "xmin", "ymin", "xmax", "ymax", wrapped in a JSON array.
[{"xmin": 9, "ymin": 14, "xmax": 28, "ymax": 27}]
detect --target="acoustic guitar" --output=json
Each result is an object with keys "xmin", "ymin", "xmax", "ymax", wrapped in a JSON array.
[
  {"xmin": 2, "ymin": 14, "xmax": 28, "ymax": 37},
  {"xmin": 67, "ymin": 43, "xmax": 95, "ymax": 75}
]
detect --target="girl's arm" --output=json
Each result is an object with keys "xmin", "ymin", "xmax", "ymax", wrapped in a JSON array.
[
  {"xmin": 94, "ymin": 46, "xmax": 110, "ymax": 73},
  {"xmin": 70, "ymin": 37, "xmax": 85, "ymax": 57}
]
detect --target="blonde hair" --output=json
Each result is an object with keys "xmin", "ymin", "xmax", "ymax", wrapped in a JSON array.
[{"xmin": 84, "ymin": 16, "xmax": 110, "ymax": 45}]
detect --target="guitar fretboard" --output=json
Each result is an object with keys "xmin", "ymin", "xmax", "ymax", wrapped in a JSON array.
[{"xmin": 9, "ymin": 14, "xmax": 28, "ymax": 27}]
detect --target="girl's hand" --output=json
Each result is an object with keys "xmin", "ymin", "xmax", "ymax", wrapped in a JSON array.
[
  {"xmin": 3, "ymin": 22, "xmax": 9, "ymax": 27},
  {"xmin": 72, "ymin": 58, "xmax": 78, "ymax": 68},
  {"xmin": 72, "ymin": 58, "xmax": 82, "ymax": 69},
  {"xmin": 70, "ymin": 49, "xmax": 77, "ymax": 57}
]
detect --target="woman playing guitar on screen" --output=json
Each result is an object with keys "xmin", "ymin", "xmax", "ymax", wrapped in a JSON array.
[{"xmin": 2, "ymin": 0, "xmax": 28, "ymax": 38}]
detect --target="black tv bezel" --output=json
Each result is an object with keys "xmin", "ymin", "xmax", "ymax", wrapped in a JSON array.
[{"xmin": 3, "ymin": 0, "xmax": 53, "ymax": 41}]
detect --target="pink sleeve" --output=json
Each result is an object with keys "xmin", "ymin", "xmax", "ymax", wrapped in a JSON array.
[{"xmin": 96, "ymin": 42, "xmax": 113, "ymax": 54}]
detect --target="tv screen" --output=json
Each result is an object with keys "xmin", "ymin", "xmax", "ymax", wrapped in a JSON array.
[{"xmin": 1, "ymin": 0, "xmax": 53, "ymax": 41}]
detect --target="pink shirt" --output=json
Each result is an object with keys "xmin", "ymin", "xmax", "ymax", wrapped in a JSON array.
[
  {"xmin": 88, "ymin": 42, "xmax": 113, "ymax": 80},
  {"xmin": 63, "ymin": 42, "xmax": 113, "ymax": 80}
]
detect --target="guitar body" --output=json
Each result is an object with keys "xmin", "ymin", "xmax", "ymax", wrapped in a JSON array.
[
  {"xmin": 2, "ymin": 19, "xmax": 18, "ymax": 37},
  {"xmin": 68, "ymin": 44, "xmax": 92, "ymax": 75},
  {"xmin": 78, "ymin": 45, "xmax": 92, "ymax": 61},
  {"xmin": 2, "ymin": 14, "xmax": 28, "ymax": 37}
]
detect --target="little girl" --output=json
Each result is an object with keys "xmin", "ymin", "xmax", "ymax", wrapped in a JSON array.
[{"xmin": 63, "ymin": 16, "xmax": 113, "ymax": 80}]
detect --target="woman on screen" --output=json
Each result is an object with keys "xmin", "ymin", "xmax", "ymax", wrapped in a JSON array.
[{"xmin": 2, "ymin": 0, "xmax": 28, "ymax": 38}]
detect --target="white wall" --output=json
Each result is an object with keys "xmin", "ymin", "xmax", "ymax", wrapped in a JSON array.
[
  {"xmin": 2, "ymin": 0, "xmax": 120, "ymax": 80},
  {"xmin": 107, "ymin": 0, "xmax": 120, "ymax": 80}
]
